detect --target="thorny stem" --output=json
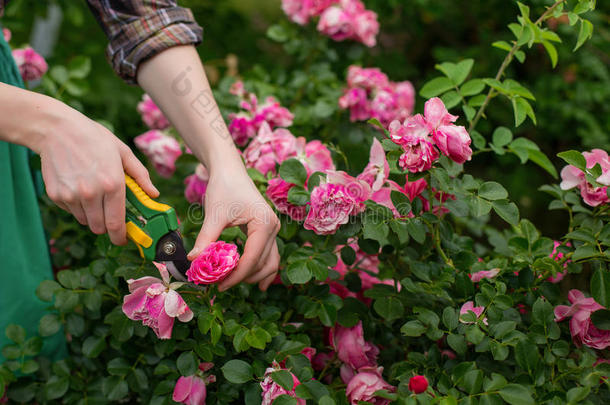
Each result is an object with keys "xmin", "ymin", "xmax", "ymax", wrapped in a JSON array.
[{"xmin": 468, "ymin": 0, "xmax": 567, "ymax": 132}]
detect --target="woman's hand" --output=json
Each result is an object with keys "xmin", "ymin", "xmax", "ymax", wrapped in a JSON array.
[
  {"xmin": 187, "ymin": 165, "xmax": 280, "ymax": 291},
  {"xmin": 36, "ymin": 99, "xmax": 159, "ymax": 245}
]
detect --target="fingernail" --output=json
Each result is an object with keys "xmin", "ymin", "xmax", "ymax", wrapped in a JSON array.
[{"xmin": 187, "ymin": 248, "xmax": 200, "ymax": 259}]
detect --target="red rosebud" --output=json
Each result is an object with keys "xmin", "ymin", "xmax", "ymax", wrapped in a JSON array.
[{"xmin": 408, "ymin": 375, "xmax": 428, "ymax": 394}]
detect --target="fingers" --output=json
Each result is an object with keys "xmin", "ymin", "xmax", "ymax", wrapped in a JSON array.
[
  {"xmin": 65, "ymin": 201, "xmax": 87, "ymax": 225},
  {"xmin": 247, "ymin": 243, "xmax": 280, "ymax": 286},
  {"xmin": 103, "ymin": 183, "xmax": 127, "ymax": 245},
  {"xmin": 244, "ymin": 238, "xmax": 275, "ymax": 283},
  {"xmin": 120, "ymin": 144, "xmax": 159, "ymax": 198},
  {"xmin": 82, "ymin": 192, "xmax": 106, "ymax": 235},
  {"xmin": 188, "ymin": 216, "xmax": 226, "ymax": 260},
  {"xmin": 218, "ymin": 224, "xmax": 269, "ymax": 292},
  {"xmin": 259, "ymin": 271, "xmax": 278, "ymax": 291}
]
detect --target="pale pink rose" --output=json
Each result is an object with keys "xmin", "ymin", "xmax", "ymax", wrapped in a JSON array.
[
  {"xmin": 137, "ymin": 94, "xmax": 170, "ymax": 130},
  {"xmin": 12, "ymin": 46, "xmax": 48, "ymax": 81},
  {"xmin": 339, "ymin": 87, "xmax": 370, "ymax": 121},
  {"xmin": 555, "ymin": 289, "xmax": 610, "ymax": 350},
  {"xmin": 353, "ymin": 9, "xmax": 379, "ymax": 47},
  {"xmin": 317, "ymin": 5, "xmax": 354, "ymax": 41},
  {"xmin": 327, "ymin": 170, "xmax": 371, "ymax": 207},
  {"xmin": 331, "ymin": 322, "xmax": 379, "ymax": 370},
  {"xmin": 304, "ymin": 183, "xmax": 356, "ymax": 235},
  {"xmin": 229, "ymin": 80, "xmax": 245, "ymax": 97},
  {"xmin": 346, "ymin": 66, "xmax": 389, "ymax": 90},
  {"xmin": 184, "ymin": 164, "xmax": 209, "ymax": 204},
  {"xmin": 260, "ymin": 362, "xmax": 305, "ymax": 405},
  {"xmin": 281, "ymin": 0, "xmax": 336, "ymax": 24},
  {"xmin": 134, "ymin": 130, "xmax": 182, "ymax": 178},
  {"xmin": 559, "ymin": 164, "xmax": 583, "ymax": 191},
  {"xmin": 266, "ymin": 177, "xmax": 308, "ymax": 221},
  {"xmin": 370, "ymin": 87, "xmax": 399, "ymax": 128},
  {"xmin": 597, "ymin": 170, "xmax": 610, "ymax": 186},
  {"xmin": 423, "ymin": 97, "xmax": 472, "ymax": 164},
  {"xmin": 424, "ymin": 97, "xmax": 459, "ymax": 128},
  {"xmin": 295, "ymin": 138, "xmax": 336, "ymax": 174},
  {"xmin": 357, "ymin": 138, "xmax": 389, "ymax": 191},
  {"xmin": 186, "ymin": 241, "xmax": 240, "ymax": 285},
  {"xmin": 393, "ymin": 81, "xmax": 416, "ymax": 122},
  {"xmin": 2, "ymin": 28, "xmax": 11, "ymax": 42},
  {"xmin": 459, "ymin": 301, "xmax": 487, "ymax": 325},
  {"xmin": 340, "ymin": 363, "xmax": 356, "ymax": 385},
  {"xmin": 244, "ymin": 123, "xmax": 298, "ymax": 176},
  {"xmin": 122, "ymin": 262, "xmax": 193, "ymax": 339},
  {"xmin": 173, "ymin": 375, "xmax": 207, "ymax": 405},
  {"xmin": 560, "ymin": 149, "xmax": 610, "ymax": 207},
  {"xmin": 345, "ymin": 367, "xmax": 395, "ymax": 405},
  {"xmin": 469, "ymin": 268, "xmax": 500, "ymax": 283},
  {"xmin": 389, "ymin": 115, "xmax": 439, "ymax": 173},
  {"xmin": 258, "ymin": 97, "xmax": 294, "ymax": 128}
]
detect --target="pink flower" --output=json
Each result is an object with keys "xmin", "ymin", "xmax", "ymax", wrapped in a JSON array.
[
  {"xmin": 137, "ymin": 94, "xmax": 170, "ymax": 130},
  {"xmin": 317, "ymin": 0, "xmax": 379, "ymax": 47},
  {"xmin": 134, "ymin": 130, "xmax": 182, "ymax": 178},
  {"xmin": 424, "ymin": 98, "xmax": 472, "ymax": 164},
  {"xmin": 173, "ymin": 375, "xmax": 207, "ymax": 405},
  {"xmin": 229, "ymin": 80, "xmax": 245, "ymax": 97},
  {"xmin": 243, "ymin": 123, "xmax": 298, "ymax": 176},
  {"xmin": 459, "ymin": 301, "xmax": 487, "ymax": 325},
  {"xmin": 122, "ymin": 262, "xmax": 193, "ymax": 339},
  {"xmin": 295, "ymin": 138, "xmax": 335, "ymax": 174},
  {"xmin": 12, "ymin": 46, "xmax": 48, "ymax": 81},
  {"xmin": 393, "ymin": 81, "xmax": 416, "ymax": 122},
  {"xmin": 554, "ymin": 289, "xmax": 610, "ymax": 350},
  {"xmin": 470, "ymin": 268, "xmax": 500, "ymax": 283},
  {"xmin": 339, "ymin": 87, "xmax": 371, "ymax": 121},
  {"xmin": 389, "ymin": 115, "xmax": 439, "ymax": 173},
  {"xmin": 331, "ymin": 322, "xmax": 379, "ymax": 370},
  {"xmin": 352, "ymin": 8, "xmax": 379, "ymax": 47},
  {"xmin": 266, "ymin": 177, "xmax": 307, "ymax": 221},
  {"xmin": 258, "ymin": 97, "xmax": 294, "ymax": 129},
  {"xmin": 345, "ymin": 367, "xmax": 395, "ymax": 405},
  {"xmin": 228, "ymin": 114, "xmax": 258, "ymax": 146},
  {"xmin": 403, "ymin": 177, "xmax": 428, "ymax": 201},
  {"xmin": 332, "ymin": 242, "xmax": 394, "ymax": 294},
  {"xmin": 186, "ymin": 241, "xmax": 240, "ymax": 285},
  {"xmin": 408, "ymin": 375, "xmax": 428, "ymax": 394},
  {"xmin": 357, "ymin": 138, "xmax": 389, "ymax": 191},
  {"xmin": 184, "ymin": 164, "xmax": 209, "ymax": 204},
  {"xmin": 317, "ymin": 5, "xmax": 354, "ymax": 42},
  {"xmin": 547, "ymin": 241, "xmax": 568, "ymax": 283},
  {"xmin": 2, "ymin": 28, "xmax": 11, "ymax": 42},
  {"xmin": 260, "ymin": 362, "xmax": 305, "ymax": 405},
  {"xmin": 281, "ymin": 0, "xmax": 336, "ymax": 25},
  {"xmin": 311, "ymin": 351, "xmax": 334, "ymax": 371},
  {"xmin": 560, "ymin": 149, "xmax": 610, "ymax": 207}
]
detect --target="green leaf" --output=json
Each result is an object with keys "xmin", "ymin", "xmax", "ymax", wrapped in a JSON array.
[
  {"xmin": 447, "ymin": 334, "xmax": 467, "ymax": 355},
  {"xmin": 222, "ymin": 359, "xmax": 253, "ymax": 384},
  {"xmin": 5, "ymin": 324, "xmax": 25, "ymax": 344},
  {"xmin": 45, "ymin": 376, "xmax": 70, "ymax": 400},
  {"xmin": 461, "ymin": 369, "xmax": 483, "ymax": 394},
  {"xmin": 267, "ymin": 24, "xmax": 289, "ymax": 42},
  {"xmin": 286, "ymin": 261, "xmax": 313, "ymax": 284},
  {"xmin": 400, "ymin": 320, "xmax": 426, "ymax": 337},
  {"xmin": 542, "ymin": 41, "xmax": 558, "ymax": 68},
  {"xmin": 460, "ymin": 79, "xmax": 485, "ymax": 97},
  {"xmin": 272, "ymin": 370, "xmax": 295, "ymax": 391},
  {"xmin": 499, "ymin": 384, "xmax": 534, "ymax": 405},
  {"xmin": 287, "ymin": 186, "xmax": 310, "ymax": 206},
  {"xmin": 177, "ymin": 351, "xmax": 198, "ymax": 376},
  {"xmin": 420, "ymin": 77, "xmax": 454, "ymax": 98},
  {"xmin": 22, "ymin": 336, "xmax": 43, "ymax": 356},
  {"xmin": 492, "ymin": 200, "xmax": 519, "ymax": 225},
  {"xmin": 591, "ymin": 310, "xmax": 610, "ymax": 331},
  {"xmin": 102, "ymin": 376, "xmax": 128, "ymax": 401},
  {"xmin": 442, "ymin": 307, "xmax": 458, "ymax": 330},
  {"xmin": 272, "ymin": 395, "xmax": 297, "ymax": 405},
  {"xmin": 511, "ymin": 97, "xmax": 536, "ymax": 127},
  {"xmin": 38, "ymin": 313, "xmax": 61, "ymax": 337},
  {"xmin": 374, "ymin": 296, "xmax": 404, "ymax": 322},
  {"xmin": 591, "ymin": 269, "xmax": 610, "ymax": 308},
  {"xmin": 527, "ymin": 149, "xmax": 558, "ymax": 178},
  {"xmin": 492, "ymin": 127, "xmax": 513, "ymax": 148},
  {"xmin": 478, "ymin": 182, "xmax": 508, "ymax": 200},
  {"xmin": 68, "ymin": 56, "xmax": 91, "ymax": 79},
  {"xmin": 279, "ymin": 159, "xmax": 307, "ymax": 187},
  {"xmin": 36, "ymin": 280, "xmax": 61, "ymax": 302},
  {"xmin": 82, "ymin": 336, "xmax": 106, "ymax": 358},
  {"xmin": 406, "ymin": 219, "xmax": 426, "ymax": 244},
  {"xmin": 515, "ymin": 339, "xmax": 538, "ymax": 374},
  {"xmin": 574, "ymin": 19, "xmax": 593, "ymax": 51},
  {"xmin": 557, "ymin": 150, "xmax": 587, "ymax": 171},
  {"xmin": 390, "ymin": 191, "xmax": 411, "ymax": 216},
  {"xmin": 567, "ymin": 386, "xmax": 591, "ymax": 403},
  {"xmin": 49, "ymin": 66, "xmax": 69, "ymax": 85}
]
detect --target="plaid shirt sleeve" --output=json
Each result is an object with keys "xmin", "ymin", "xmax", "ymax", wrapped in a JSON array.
[{"xmin": 86, "ymin": 1, "xmax": 203, "ymax": 84}]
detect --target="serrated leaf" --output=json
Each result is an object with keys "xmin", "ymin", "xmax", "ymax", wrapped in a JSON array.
[{"xmin": 420, "ymin": 77, "xmax": 454, "ymax": 98}]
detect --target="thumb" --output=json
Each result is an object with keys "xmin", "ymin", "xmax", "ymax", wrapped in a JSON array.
[
  {"xmin": 120, "ymin": 145, "xmax": 160, "ymax": 198},
  {"xmin": 188, "ymin": 216, "xmax": 226, "ymax": 260}
]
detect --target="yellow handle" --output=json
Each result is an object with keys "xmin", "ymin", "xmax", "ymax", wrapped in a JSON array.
[{"xmin": 125, "ymin": 174, "xmax": 172, "ymax": 213}]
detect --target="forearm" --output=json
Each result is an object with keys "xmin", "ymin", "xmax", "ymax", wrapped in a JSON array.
[
  {"xmin": 136, "ymin": 45, "xmax": 242, "ymax": 175},
  {"xmin": 0, "ymin": 82, "xmax": 62, "ymax": 153}
]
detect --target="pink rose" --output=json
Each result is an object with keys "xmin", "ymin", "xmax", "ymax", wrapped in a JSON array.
[
  {"xmin": 184, "ymin": 164, "xmax": 209, "ymax": 204},
  {"xmin": 266, "ymin": 177, "xmax": 308, "ymax": 221},
  {"xmin": 281, "ymin": 0, "xmax": 336, "ymax": 25},
  {"xmin": 393, "ymin": 81, "xmax": 416, "ymax": 122},
  {"xmin": 331, "ymin": 322, "xmax": 379, "ymax": 370},
  {"xmin": 408, "ymin": 375, "xmax": 428, "ymax": 394},
  {"xmin": 137, "ymin": 94, "xmax": 170, "ymax": 130},
  {"xmin": 122, "ymin": 262, "xmax": 193, "ymax": 339},
  {"xmin": 469, "ymin": 268, "xmax": 500, "ymax": 283},
  {"xmin": 547, "ymin": 241, "xmax": 568, "ymax": 283},
  {"xmin": 295, "ymin": 138, "xmax": 336, "ymax": 174},
  {"xmin": 353, "ymin": 9, "xmax": 379, "ymax": 47},
  {"xmin": 228, "ymin": 114, "xmax": 258, "ymax": 146},
  {"xmin": 2, "ymin": 28, "xmax": 11, "ymax": 42},
  {"xmin": 357, "ymin": 138, "xmax": 389, "ymax": 191},
  {"xmin": 346, "ymin": 66, "xmax": 389, "ymax": 90},
  {"xmin": 134, "ymin": 130, "xmax": 182, "ymax": 178},
  {"xmin": 244, "ymin": 123, "xmax": 298, "ymax": 176},
  {"xmin": 317, "ymin": 5, "xmax": 354, "ymax": 42},
  {"xmin": 339, "ymin": 87, "xmax": 371, "ymax": 121},
  {"xmin": 186, "ymin": 241, "xmax": 240, "ymax": 285},
  {"xmin": 554, "ymin": 289, "xmax": 610, "ymax": 349},
  {"xmin": 459, "ymin": 301, "xmax": 487, "ymax": 325},
  {"xmin": 258, "ymin": 97, "xmax": 294, "ymax": 129},
  {"xmin": 12, "ymin": 46, "xmax": 48, "ymax": 81},
  {"xmin": 559, "ymin": 149, "xmax": 610, "ymax": 207},
  {"xmin": 173, "ymin": 375, "xmax": 207, "ymax": 405},
  {"xmin": 424, "ymin": 98, "xmax": 472, "ymax": 164},
  {"xmin": 389, "ymin": 115, "xmax": 439, "ymax": 173},
  {"xmin": 345, "ymin": 367, "xmax": 395, "ymax": 405},
  {"xmin": 260, "ymin": 362, "xmax": 305, "ymax": 405},
  {"xmin": 229, "ymin": 80, "xmax": 245, "ymax": 97}
]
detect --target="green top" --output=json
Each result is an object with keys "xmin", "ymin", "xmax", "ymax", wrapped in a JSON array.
[{"xmin": 0, "ymin": 33, "xmax": 66, "ymax": 361}]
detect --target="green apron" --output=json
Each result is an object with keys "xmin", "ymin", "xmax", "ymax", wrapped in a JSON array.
[{"xmin": 0, "ymin": 33, "xmax": 66, "ymax": 361}]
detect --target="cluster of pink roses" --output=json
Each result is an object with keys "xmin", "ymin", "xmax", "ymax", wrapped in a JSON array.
[
  {"xmin": 555, "ymin": 290, "xmax": 610, "ymax": 350},
  {"xmin": 228, "ymin": 81, "xmax": 294, "ymax": 146},
  {"xmin": 282, "ymin": 0, "xmax": 379, "ymax": 47},
  {"xmin": 389, "ymin": 97, "xmax": 472, "ymax": 172},
  {"xmin": 134, "ymin": 129, "xmax": 183, "ymax": 178},
  {"xmin": 339, "ymin": 65, "xmax": 415, "ymax": 127},
  {"xmin": 560, "ymin": 149, "xmax": 610, "ymax": 207}
]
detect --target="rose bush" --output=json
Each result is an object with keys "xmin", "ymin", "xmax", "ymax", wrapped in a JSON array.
[{"xmin": 2, "ymin": 1, "xmax": 610, "ymax": 404}]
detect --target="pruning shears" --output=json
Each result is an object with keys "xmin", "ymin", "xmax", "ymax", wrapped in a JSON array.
[{"xmin": 124, "ymin": 174, "xmax": 189, "ymax": 280}]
